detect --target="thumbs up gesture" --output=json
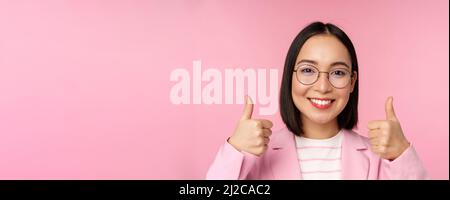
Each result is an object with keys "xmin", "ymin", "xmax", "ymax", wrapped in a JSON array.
[
  {"xmin": 367, "ymin": 97, "xmax": 410, "ymax": 160},
  {"xmin": 228, "ymin": 96, "xmax": 274, "ymax": 156}
]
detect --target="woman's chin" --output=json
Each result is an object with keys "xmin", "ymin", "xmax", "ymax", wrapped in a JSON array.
[{"xmin": 307, "ymin": 114, "xmax": 335, "ymax": 125}]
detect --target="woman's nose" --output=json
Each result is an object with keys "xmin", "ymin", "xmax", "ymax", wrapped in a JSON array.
[{"xmin": 314, "ymin": 73, "xmax": 333, "ymax": 93}]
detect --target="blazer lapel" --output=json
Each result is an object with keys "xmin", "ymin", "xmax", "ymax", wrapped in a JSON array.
[
  {"xmin": 341, "ymin": 129, "xmax": 370, "ymax": 180},
  {"xmin": 268, "ymin": 128, "xmax": 302, "ymax": 180}
]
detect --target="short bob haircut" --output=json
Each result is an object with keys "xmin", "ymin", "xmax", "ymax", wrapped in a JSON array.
[{"xmin": 280, "ymin": 21, "xmax": 359, "ymax": 136}]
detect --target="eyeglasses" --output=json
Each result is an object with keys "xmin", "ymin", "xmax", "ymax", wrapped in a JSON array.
[{"xmin": 293, "ymin": 64, "xmax": 354, "ymax": 89}]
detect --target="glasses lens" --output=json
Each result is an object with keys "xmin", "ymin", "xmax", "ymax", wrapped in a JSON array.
[
  {"xmin": 296, "ymin": 65, "xmax": 318, "ymax": 85},
  {"xmin": 329, "ymin": 68, "xmax": 351, "ymax": 88}
]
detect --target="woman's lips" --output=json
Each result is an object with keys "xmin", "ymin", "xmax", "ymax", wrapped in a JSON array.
[{"xmin": 308, "ymin": 98, "xmax": 335, "ymax": 109}]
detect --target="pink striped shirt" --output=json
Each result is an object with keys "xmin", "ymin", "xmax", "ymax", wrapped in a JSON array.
[{"xmin": 295, "ymin": 130, "xmax": 343, "ymax": 180}]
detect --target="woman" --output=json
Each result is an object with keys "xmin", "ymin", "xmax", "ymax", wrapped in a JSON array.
[{"xmin": 206, "ymin": 22, "xmax": 428, "ymax": 180}]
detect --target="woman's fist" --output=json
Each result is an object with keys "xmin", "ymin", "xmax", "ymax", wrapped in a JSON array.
[
  {"xmin": 228, "ymin": 96, "xmax": 273, "ymax": 156},
  {"xmin": 367, "ymin": 97, "xmax": 410, "ymax": 160}
]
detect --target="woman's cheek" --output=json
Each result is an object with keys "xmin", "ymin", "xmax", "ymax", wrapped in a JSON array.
[
  {"xmin": 335, "ymin": 90, "xmax": 351, "ymax": 112},
  {"xmin": 291, "ymin": 83, "xmax": 309, "ymax": 111}
]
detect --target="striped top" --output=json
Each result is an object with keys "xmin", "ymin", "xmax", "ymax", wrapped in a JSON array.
[{"xmin": 295, "ymin": 130, "xmax": 343, "ymax": 180}]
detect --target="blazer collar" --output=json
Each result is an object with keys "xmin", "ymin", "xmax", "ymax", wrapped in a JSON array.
[
  {"xmin": 341, "ymin": 129, "xmax": 370, "ymax": 179},
  {"xmin": 342, "ymin": 129, "xmax": 368, "ymax": 150},
  {"xmin": 269, "ymin": 128, "xmax": 302, "ymax": 179},
  {"xmin": 269, "ymin": 128, "xmax": 369, "ymax": 180}
]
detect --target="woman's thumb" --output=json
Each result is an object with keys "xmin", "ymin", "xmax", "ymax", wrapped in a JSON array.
[{"xmin": 240, "ymin": 95, "xmax": 254, "ymax": 121}]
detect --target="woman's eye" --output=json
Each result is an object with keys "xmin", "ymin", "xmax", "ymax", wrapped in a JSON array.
[
  {"xmin": 331, "ymin": 70, "xmax": 347, "ymax": 77},
  {"xmin": 300, "ymin": 67, "xmax": 316, "ymax": 74}
]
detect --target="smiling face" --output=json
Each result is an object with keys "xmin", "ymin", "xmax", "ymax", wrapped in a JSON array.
[{"xmin": 292, "ymin": 34, "xmax": 357, "ymax": 127}]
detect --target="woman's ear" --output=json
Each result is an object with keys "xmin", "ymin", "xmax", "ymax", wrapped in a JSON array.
[{"xmin": 350, "ymin": 71, "xmax": 357, "ymax": 93}]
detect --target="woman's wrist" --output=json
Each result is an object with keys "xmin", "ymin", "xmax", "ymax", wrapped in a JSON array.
[
  {"xmin": 227, "ymin": 136, "xmax": 242, "ymax": 152},
  {"xmin": 390, "ymin": 139, "xmax": 410, "ymax": 161}
]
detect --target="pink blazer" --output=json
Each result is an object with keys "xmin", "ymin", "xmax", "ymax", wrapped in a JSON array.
[{"xmin": 206, "ymin": 128, "xmax": 428, "ymax": 180}]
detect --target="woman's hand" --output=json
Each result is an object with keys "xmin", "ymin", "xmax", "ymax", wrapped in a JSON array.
[
  {"xmin": 368, "ymin": 97, "xmax": 410, "ymax": 161},
  {"xmin": 228, "ymin": 96, "xmax": 273, "ymax": 156}
]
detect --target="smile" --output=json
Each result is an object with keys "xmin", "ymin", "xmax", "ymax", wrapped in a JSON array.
[{"xmin": 308, "ymin": 98, "xmax": 335, "ymax": 109}]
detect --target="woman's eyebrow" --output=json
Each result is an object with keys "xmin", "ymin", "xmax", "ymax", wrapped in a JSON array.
[
  {"xmin": 296, "ymin": 59, "xmax": 350, "ymax": 69},
  {"xmin": 330, "ymin": 61, "xmax": 350, "ymax": 69},
  {"xmin": 295, "ymin": 59, "xmax": 317, "ymax": 65}
]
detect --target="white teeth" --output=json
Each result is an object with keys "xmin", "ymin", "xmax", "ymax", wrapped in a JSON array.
[{"xmin": 310, "ymin": 98, "xmax": 332, "ymax": 105}]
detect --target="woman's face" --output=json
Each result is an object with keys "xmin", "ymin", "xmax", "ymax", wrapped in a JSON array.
[{"xmin": 292, "ymin": 34, "xmax": 357, "ymax": 125}]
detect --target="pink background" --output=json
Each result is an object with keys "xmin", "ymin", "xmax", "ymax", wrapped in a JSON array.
[{"xmin": 0, "ymin": 0, "xmax": 448, "ymax": 179}]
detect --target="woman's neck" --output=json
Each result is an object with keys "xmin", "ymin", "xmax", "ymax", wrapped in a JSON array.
[{"xmin": 300, "ymin": 116, "xmax": 340, "ymax": 139}]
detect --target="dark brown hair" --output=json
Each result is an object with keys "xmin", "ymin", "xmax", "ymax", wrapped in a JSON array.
[{"xmin": 279, "ymin": 21, "xmax": 359, "ymax": 136}]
